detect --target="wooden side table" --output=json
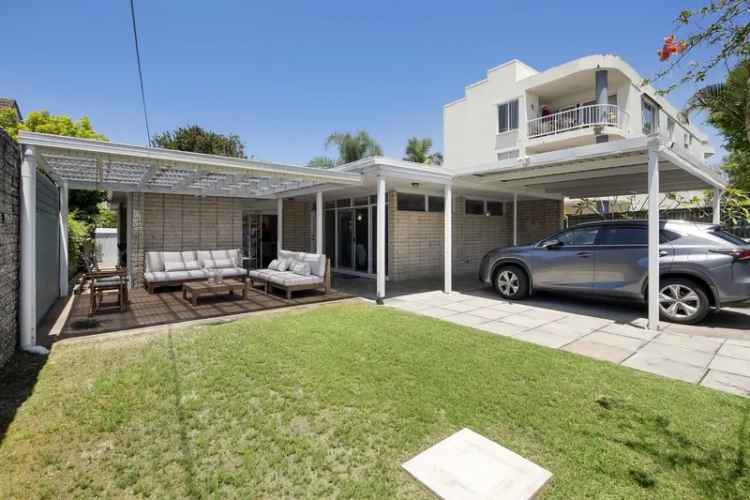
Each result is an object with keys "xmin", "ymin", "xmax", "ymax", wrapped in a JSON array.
[{"xmin": 182, "ymin": 278, "xmax": 247, "ymax": 306}]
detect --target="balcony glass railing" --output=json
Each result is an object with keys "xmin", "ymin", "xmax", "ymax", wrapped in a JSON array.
[{"xmin": 527, "ymin": 104, "xmax": 629, "ymax": 139}]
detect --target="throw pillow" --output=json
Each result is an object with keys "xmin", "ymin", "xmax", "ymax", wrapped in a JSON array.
[
  {"xmin": 268, "ymin": 259, "xmax": 280, "ymax": 271},
  {"xmin": 290, "ymin": 262, "xmax": 311, "ymax": 276},
  {"xmin": 164, "ymin": 261, "xmax": 186, "ymax": 272},
  {"xmin": 277, "ymin": 259, "xmax": 291, "ymax": 272}
]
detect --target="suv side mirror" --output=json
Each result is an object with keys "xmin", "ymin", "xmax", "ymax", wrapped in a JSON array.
[{"xmin": 540, "ymin": 238, "xmax": 562, "ymax": 249}]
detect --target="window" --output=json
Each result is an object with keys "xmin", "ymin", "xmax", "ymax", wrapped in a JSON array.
[
  {"xmin": 427, "ymin": 196, "xmax": 444, "ymax": 213},
  {"xmin": 465, "ymin": 199, "xmax": 485, "ymax": 215},
  {"xmin": 642, "ymin": 96, "xmax": 659, "ymax": 134},
  {"xmin": 710, "ymin": 230, "xmax": 747, "ymax": 246},
  {"xmin": 486, "ymin": 201, "xmax": 503, "ymax": 216},
  {"xmin": 598, "ymin": 227, "xmax": 647, "ymax": 245},
  {"xmin": 397, "ymin": 193, "xmax": 426, "ymax": 211},
  {"xmin": 353, "ymin": 196, "xmax": 368, "ymax": 206},
  {"xmin": 336, "ymin": 198, "xmax": 351, "ymax": 208},
  {"xmin": 554, "ymin": 227, "xmax": 599, "ymax": 246},
  {"xmin": 324, "ymin": 201, "xmax": 336, "ymax": 210},
  {"xmin": 498, "ymin": 99, "xmax": 519, "ymax": 133}
]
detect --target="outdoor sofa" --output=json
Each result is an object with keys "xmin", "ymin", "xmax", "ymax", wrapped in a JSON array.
[
  {"xmin": 143, "ymin": 249, "xmax": 247, "ymax": 293},
  {"xmin": 248, "ymin": 249, "xmax": 330, "ymax": 299}
]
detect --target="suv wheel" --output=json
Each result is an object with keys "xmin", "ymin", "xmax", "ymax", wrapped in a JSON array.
[
  {"xmin": 659, "ymin": 278, "xmax": 709, "ymax": 324},
  {"xmin": 494, "ymin": 265, "xmax": 529, "ymax": 300}
]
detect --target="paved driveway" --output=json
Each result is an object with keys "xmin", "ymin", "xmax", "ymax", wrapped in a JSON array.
[{"xmin": 384, "ymin": 288, "xmax": 750, "ymax": 397}]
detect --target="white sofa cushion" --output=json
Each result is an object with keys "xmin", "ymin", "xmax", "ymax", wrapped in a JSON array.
[
  {"xmin": 206, "ymin": 258, "xmax": 233, "ymax": 269},
  {"xmin": 162, "ymin": 251, "xmax": 184, "ymax": 267},
  {"xmin": 298, "ymin": 253, "xmax": 326, "ymax": 278},
  {"xmin": 183, "ymin": 260, "xmax": 201, "ymax": 271},
  {"xmin": 164, "ymin": 261, "xmax": 186, "ymax": 272},
  {"xmin": 145, "ymin": 252, "xmax": 163, "ymax": 273},
  {"xmin": 268, "ymin": 273, "xmax": 323, "ymax": 287},
  {"xmin": 196, "ymin": 250, "xmax": 213, "ymax": 267},
  {"xmin": 290, "ymin": 261, "xmax": 311, "ymax": 276},
  {"xmin": 277, "ymin": 259, "xmax": 291, "ymax": 272}
]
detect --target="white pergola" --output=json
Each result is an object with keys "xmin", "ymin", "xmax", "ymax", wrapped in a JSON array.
[
  {"xmin": 16, "ymin": 131, "xmax": 362, "ymax": 351},
  {"xmin": 455, "ymin": 134, "xmax": 728, "ymax": 332}
]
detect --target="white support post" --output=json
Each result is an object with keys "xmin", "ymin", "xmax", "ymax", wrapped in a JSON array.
[
  {"xmin": 444, "ymin": 184, "xmax": 453, "ymax": 294},
  {"xmin": 20, "ymin": 148, "xmax": 41, "ymax": 352},
  {"xmin": 513, "ymin": 193, "xmax": 518, "ymax": 246},
  {"xmin": 316, "ymin": 191, "xmax": 324, "ymax": 255},
  {"xmin": 376, "ymin": 176, "xmax": 386, "ymax": 304},
  {"xmin": 277, "ymin": 197, "xmax": 283, "ymax": 256},
  {"xmin": 59, "ymin": 182, "xmax": 69, "ymax": 296},
  {"xmin": 713, "ymin": 188, "xmax": 722, "ymax": 225},
  {"xmin": 647, "ymin": 140, "xmax": 660, "ymax": 332}
]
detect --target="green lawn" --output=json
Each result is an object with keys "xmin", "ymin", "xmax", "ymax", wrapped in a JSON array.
[{"xmin": 0, "ymin": 302, "xmax": 748, "ymax": 499}]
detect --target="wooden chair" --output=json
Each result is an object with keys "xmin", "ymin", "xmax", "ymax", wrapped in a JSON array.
[{"xmin": 89, "ymin": 268, "xmax": 129, "ymax": 316}]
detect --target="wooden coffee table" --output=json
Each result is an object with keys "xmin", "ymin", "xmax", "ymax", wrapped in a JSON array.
[{"xmin": 182, "ymin": 278, "xmax": 247, "ymax": 306}]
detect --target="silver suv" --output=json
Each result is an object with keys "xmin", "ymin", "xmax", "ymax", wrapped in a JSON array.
[{"xmin": 478, "ymin": 220, "xmax": 750, "ymax": 324}]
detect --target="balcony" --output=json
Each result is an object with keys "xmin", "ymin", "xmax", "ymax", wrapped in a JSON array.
[{"xmin": 527, "ymin": 104, "xmax": 629, "ymax": 139}]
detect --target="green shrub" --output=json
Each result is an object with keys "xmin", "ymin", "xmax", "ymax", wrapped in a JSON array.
[{"xmin": 67, "ymin": 212, "xmax": 89, "ymax": 276}]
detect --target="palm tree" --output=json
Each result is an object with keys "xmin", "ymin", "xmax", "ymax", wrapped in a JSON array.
[
  {"xmin": 325, "ymin": 131, "xmax": 382, "ymax": 164},
  {"xmin": 404, "ymin": 137, "xmax": 443, "ymax": 165},
  {"xmin": 682, "ymin": 61, "xmax": 750, "ymax": 151}
]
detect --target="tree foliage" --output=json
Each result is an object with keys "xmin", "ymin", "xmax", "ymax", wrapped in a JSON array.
[
  {"xmin": 683, "ymin": 61, "xmax": 750, "ymax": 151},
  {"xmin": 325, "ymin": 131, "xmax": 382, "ymax": 164},
  {"xmin": 306, "ymin": 156, "xmax": 336, "ymax": 169},
  {"xmin": 0, "ymin": 109, "xmax": 107, "ymax": 141},
  {"xmin": 403, "ymin": 137, "xmax": 443, "ymax": 165},
  {"xmin": 152, "ymin": 125, "xmax": 246, "ymax": 158},
  {"xmin": 654, "ymin": 0, "xmax": 750, "ymax": 91}
]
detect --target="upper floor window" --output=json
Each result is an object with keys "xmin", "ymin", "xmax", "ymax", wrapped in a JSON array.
[
  {"xmin": 642, "ymin": 96, "xmax": 659, "ymax": 134},
  {"xmin": 498, "ymin": 99, "xmax": 519, "ymax": 134}
]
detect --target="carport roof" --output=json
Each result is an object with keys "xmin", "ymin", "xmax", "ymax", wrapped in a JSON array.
[
  {"xmin": 18, "ymin": 131, "xmax": 362, "ymax": 198},
  {"xmin": 453, "ymin": 136, "xmax": 728, "ymax": 199}
]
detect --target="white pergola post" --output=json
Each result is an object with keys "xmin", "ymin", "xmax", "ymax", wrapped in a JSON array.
[
  {"xmin": 444, "ymin": 183, "xmax": 453, "ymax": 294},
  {"xmin": 316, "ymin": 191, "xmax": 324, "ymax": 254},
  {"xmin": 277, "ymin": 197, "xmax": 284, "ymax": 256},
  {"xmin": 376, "ymin": 176, "xmax": 386, "ymax": 304},
  {"xmin": 513, "ymin": 193, "xmax": 518, "ymax": 246},
  {"xmin": 647, "ymin": 139, "xmax": 660, "ymax": 332},
  {"xmin": 59, "ymin": 182, "xmax": 69, "ymax": 297},
  {"xmin": 713, "ymin": 188, "xmax": 722, "ymax": 225},
  {"xmin": 20, "ymin": 148, "xmax": 38, "ymax": 351}
]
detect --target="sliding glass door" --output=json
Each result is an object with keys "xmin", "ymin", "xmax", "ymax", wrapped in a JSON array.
[{"xmin": 324, "ymin": 196, "xmax": 386, "ymax": 277}]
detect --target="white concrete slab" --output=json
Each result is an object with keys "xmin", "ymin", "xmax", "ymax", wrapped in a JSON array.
[
  {"xmin": 652, "ymin": 332, "xmax": 724, "ymax": 353},
  {"xmin": 623, "ymin": 352, "xmax": 707, "ymax": 384},
  {"xmin": 402, "ymin": 428, "xmax": 552, "ymax": 500},
  {"xmin": 717, "ymin": 342, "xmax": 750, "ymax": 361},
  {"xmin": 562, "ymin": 339, "xmax": 636, "ymax": 363},
  {"xmin": 700, "ymin": 370, "xmax": 750, "ymax": 397},
  {"xmin": 709, "ymin": 355, "xmax": 750, "ymax": 378}
]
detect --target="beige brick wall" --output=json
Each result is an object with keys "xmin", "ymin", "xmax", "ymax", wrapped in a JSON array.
[
  {"xmin": 388, "ymin": 193, "xmax": 563, "ymax": 281},
  {"xmin": 283, "ymin": 199, "xmax": 311, "ymax": 252},
  {"xmin": 512, "ymin": 199, "xmax": 564, "ymax": 245}
]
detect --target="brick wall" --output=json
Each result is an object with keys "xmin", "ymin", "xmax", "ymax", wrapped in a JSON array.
[
  {"xmin": 512, "ymin": 199, "xmax": 564, "ymax": 245},
  {"xmin": 388, "ymin": 193, "xmax": 563, "ymax": 281},
  {"xmin": 283, "ymin": 199, "xmax": 311, "ymax": 252},
  {"xmin": 0, "ymin": 128, "xmax": 20, "ymax": 367}
]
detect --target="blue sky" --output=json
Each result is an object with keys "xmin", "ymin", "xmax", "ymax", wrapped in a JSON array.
[{"xmin": 3, "ymin": 0, "xmax": 725, "ymax": 164}]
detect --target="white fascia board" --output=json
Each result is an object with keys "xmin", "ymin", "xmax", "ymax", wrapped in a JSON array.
[
  {"xmin": 18, "ymin": 131, "xmax": 362, "ymax": 185},
  {"xmin": 452, "ymin": 179, "xmax": 564, "ymax": 200},
  {"xmin": 334, "ymin": 157, "xmax": 453, "ymax": 184},
  {"xmin": 271, "ymin": 182, "xmax": 345, "ymax": 199},
  {"xmin": 64, "ymin": 180, "xmax": 276, "ymax": 199}
]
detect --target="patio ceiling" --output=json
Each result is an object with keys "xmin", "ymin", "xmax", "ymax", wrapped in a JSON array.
[
  {"xmin": 454, "ymin": 137, "xmax": 728, "ymax": 198},
  {"xmin": 18, "ymin": 132, "xmax": 361, "ymax": 198}
]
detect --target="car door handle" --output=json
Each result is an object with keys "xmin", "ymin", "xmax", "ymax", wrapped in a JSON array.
[
  {"xmin": 577, "ymin": 251, "xmax": 592, "ymax": 258},
  {"xmin": 659, "ymin": 250, "xmax": 670, "ymax": 257}
]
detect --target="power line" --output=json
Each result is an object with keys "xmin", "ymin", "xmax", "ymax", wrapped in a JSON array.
[{"xmin": 129, "ymin": 0, "xmax": 152, "ymax": 146}]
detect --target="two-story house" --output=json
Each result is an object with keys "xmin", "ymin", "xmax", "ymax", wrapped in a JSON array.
[{"xmin": 16, "ymin": 54, "xmax": 728, "ymax": 349}]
